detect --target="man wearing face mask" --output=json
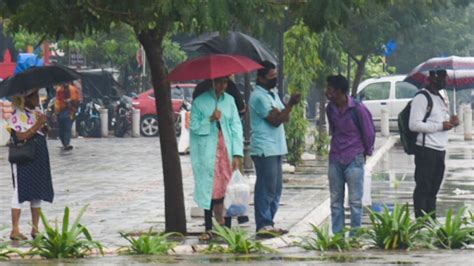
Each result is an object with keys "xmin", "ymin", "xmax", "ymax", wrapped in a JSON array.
[
  {"xmin": 249, "ymin": 61, "xmax": 301, "ymax": 237},
  {"xmin": 409, "ymin": 69, "xmax": 458, "ymax": 219},
  {"xmin": 325, "ymin": 75, "xmax": 375, "ymax": 235}
]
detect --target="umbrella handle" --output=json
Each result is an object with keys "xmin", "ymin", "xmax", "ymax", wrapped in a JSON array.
[{"xmin": 453, "ymin": 87, "xmax": 457, "ymax": 116}]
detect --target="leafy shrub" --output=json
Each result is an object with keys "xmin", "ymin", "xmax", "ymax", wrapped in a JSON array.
[
  {"xmin": 367, "ymin": 204, "xmax": 428, "ymax": 249},
  {"xmin": 28, "ymin": 205, "xmax": 103, "ymax": 258},
  {"xmin": 119, "ymin": 229, "xmax": 182, "ymax": 255},
  {"xmin": 310, "ymin": 129, "xmax": 331, "ymax": 156},
  {"xmin": 300, "ymin": 224, "xmax": 361, "ymax": 252},
  {"xmin": 424, "ymin": 207, "xmax": 474, "ymax": 249},
  {"xmin": 206, "ymin": 220, "xmax": 275, "ymax": 254},
  {"xmin": 286, "ymin": 104, "xmax": 309, "ymax": 165}
]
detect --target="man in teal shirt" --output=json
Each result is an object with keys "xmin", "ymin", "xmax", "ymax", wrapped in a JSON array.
[{"xmin": 249, "ymin": 61, "xmax": 301, "ymax": 236}]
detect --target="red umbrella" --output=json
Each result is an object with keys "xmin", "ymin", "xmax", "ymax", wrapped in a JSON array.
[{"xmin": 167, "ymin": 54, "xmax": 262, "ymax": 82}]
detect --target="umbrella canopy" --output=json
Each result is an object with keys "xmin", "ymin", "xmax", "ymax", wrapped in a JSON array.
[
  {"xmin": 167, "ymin": 54, "xmax": 263, "ymax": 82},
  {"xmin": 183, "ymin": 31, "xmax": 276, "ymax": 64},
  {"xmin": 408, "ymin": 56, "xmax": 474, "ymax": 73},
  {"xmin": 405, "ymin": 69, "xmax": 474, "ymax": 90},
  {"xmin": 405, "ymin": 56, "xmax": 474, "ymax": 90},
  {"xmin": 0, "ymin": 65, "xmax": 80, "ymax": 98}
]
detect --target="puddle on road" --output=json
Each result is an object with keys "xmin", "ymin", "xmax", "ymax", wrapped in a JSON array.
[
  {"xmin": 448, "ymin": 149, "xmax": 474, "ymax": 160},
  {"xmin": 370, "ymin": 145, "xmax": 474, "ymax": 216}
]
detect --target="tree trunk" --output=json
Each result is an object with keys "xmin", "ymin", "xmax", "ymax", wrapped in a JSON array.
[
  {"xmin": 137, "ymin": 29, "xmax": 187, "ymax": 234},
  {"xmin": 351, "ymin": 54, "xmax": 369, "ymax": 97}
]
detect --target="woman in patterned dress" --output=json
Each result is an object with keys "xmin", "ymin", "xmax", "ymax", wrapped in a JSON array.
[{"xmin": 6, "ymin": 90, "xmax": 54, "ymax": 240}]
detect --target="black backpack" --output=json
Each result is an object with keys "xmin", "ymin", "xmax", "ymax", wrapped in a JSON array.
[{"xmin": 398, "ymin": 90, "xmax": 433, "ymax": 155}]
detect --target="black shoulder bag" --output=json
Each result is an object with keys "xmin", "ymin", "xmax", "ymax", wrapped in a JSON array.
[{"xmin": 8, "ymin": 130, "xmax": 36, "ymax": 164}]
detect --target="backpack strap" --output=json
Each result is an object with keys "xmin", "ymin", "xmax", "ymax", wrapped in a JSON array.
[
  {"xmin": 351, "ymin": 99, "xmax": 368, "ymax": 154},
  {"xmin": 351, "ymin": 99, "xmax": 362, "ymax": 134},
  {"xmin": 415, "ymin": 90, "xmax": 433, "ymax": 147}
]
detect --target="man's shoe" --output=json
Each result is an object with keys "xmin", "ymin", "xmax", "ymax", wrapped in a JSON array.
[{"xmin": 65, "ymin": 145, "xmax": 74, "ymax": 151}]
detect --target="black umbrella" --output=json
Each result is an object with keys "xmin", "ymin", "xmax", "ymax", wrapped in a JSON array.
[
  {"xmin": 183, "ymin": 31, "xmax": 276, "ymax": 64},
  {"xmin": 0, "ymin": 65, "xmax": 80, "ymax": 98}
]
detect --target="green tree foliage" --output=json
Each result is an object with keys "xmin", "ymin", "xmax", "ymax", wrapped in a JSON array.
[
  {"xmin": 390, "ymin": 3, "xmax": 474, "ymax": 73},
  {"xmin": 284, "ymin": 21, "xmax": 321, "ymax": 165},
  {"xmin": 10, "ymin": 30, "xmax": 41, "ymax": 52},
  {"xmin": 298, "ymin": 0, "xmax": 472, "ymax": 96},
  {"xmin": 1, "ymin": 0, "xmax": 279, "ymax": 234}
]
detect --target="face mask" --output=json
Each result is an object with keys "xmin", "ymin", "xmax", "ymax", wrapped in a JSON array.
[{"xmin": 267, "ymin": 78, "xmax": 277, "ymax": 89}]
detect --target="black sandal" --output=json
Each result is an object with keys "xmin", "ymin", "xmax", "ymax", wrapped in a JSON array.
[{"xmin": 10, "ymin": 233, "xmax": 27, "ymax": 241}]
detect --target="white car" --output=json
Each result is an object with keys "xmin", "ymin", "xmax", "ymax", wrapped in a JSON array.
[{"xmin": 356, "ymin": 75, "xmax": 419, "ymax": 130}]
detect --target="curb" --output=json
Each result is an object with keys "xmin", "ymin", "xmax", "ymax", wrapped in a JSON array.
[
  {"xmin": 3, "ymin": 136, "xmax": 398, "ymax": 257},
  {"xmin": 262, "ymin": 135, "xmax": 398, "ymax": 249}
]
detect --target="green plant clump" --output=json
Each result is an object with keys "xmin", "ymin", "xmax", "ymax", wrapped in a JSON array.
[
  {"xmin": 424, "ymin": 207, "xmax": 474, "ymax": 249},
  {"xmin": 367, "ymin": 204, "xmax": 427, "ymax": 250},
  {"xmin": 0, "ymin": 243, "xmax": 22, "ymax": 261},
  {"xmin": 310, "ymin": 129, "xmax": 331, "ymax": 156},
  {"xmin": 119, "ymin": 230, "xmax": 182, "ymax": 255},
  {"xmin": 206, "ymin": 220, "xmax": 275, "ymax": 254},
  {"xmin": 28, "ymin": 205, "xmax": 103, "ymax": 259},
  {"xmin": 300, "ymin": 224, "xmax": 361, "ymax": 252}
]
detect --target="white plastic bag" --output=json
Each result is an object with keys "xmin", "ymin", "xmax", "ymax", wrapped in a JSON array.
[{"xmin": 224, "ymin": 170, "xmax": 250, "ymax": 217}]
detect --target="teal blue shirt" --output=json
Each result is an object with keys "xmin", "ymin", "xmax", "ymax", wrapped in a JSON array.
[
  {"xmin": 190, "ymin": 89, "xmax": 244, "ymax": 210},
  {"xmin": 249, "ymin": 85, "xmax": 288, "ymax": 156}
]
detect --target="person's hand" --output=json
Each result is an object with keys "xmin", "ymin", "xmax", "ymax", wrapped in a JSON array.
[
  {"xmin": 442, "ymin": 121, "xmax": 454, "ymax": 131},
  {"xmin": 42, "ymin": 124, "xmax": 50, "ymax": 134},
  {"xmin": 450, "ymin": 115, "xmax": 460, "ymax": 126},
  {"xmin": 232, "ymin": 156, "xmax": 241, "ymax": 171},
  {"xmin": 36, "ymin": 112, "xmax": 48, "ymax": 125},
  {"xmin": 288, "ymin": 93, "xmax": 302, "ymax": 106},
  {"xmin": 210, "ymin": 109, "xmax": 222, "ymax": 121}
]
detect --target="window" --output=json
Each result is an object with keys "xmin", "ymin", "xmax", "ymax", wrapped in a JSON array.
[
  {"xmin": 395, "ymin": 81, "xmax": 418, "ymax": 99},
  {"xmin": 148, "ymin": 88, "xmax": 185, "ymax": 100},
  {"xmin": 171, "ymin": 87, "xmax": 184, "ymax": 99},
  {"xmin": 359, "ymin": 82, "xmax": 390, "ymax": 101},
  {"xmin": 148, "ymin": 91, "xmax": 155, "ymax": 99}
]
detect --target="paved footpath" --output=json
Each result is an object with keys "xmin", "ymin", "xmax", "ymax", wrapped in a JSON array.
[
  {"xmin": 0, "ymin": 136, "xmax": 331, "ymax": 248},
  {"xmin": 0, "ymin": 133, "xmax": 392, "ymax": 248}
]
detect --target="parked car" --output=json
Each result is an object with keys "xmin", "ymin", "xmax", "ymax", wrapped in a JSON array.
[
  {"xmin": 132, "ymin": 83, "xmax": 196, "ymax": 137},
  {"xmin": 356, "ymin": 75, "xmax": 449, "ymax": 130}
]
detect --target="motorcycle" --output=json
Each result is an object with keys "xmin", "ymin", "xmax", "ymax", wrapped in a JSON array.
[
  {"xmin": 113, "ymin": 95, "xmax": 133, "ymax": 137},
  {"xmin": 76, "ymin": 98, "xmax": 102, "ymax": 138}
]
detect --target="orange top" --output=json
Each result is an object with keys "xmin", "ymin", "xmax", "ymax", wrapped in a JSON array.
[{"xmin": 55, "ymin": 84, "xmax": 80, "ymax": 116}]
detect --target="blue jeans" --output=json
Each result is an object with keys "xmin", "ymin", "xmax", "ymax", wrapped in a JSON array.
[
  {"xmin": 328, "ymin": 154, "xmax": 365, "ymax": 234},
  {"xmin": 252, "ymin": 155, "xmax": 282, "ymax": 231},
  {"xmin": 58, "ymin": 111, "xmax": 73, "ymax": 147}
]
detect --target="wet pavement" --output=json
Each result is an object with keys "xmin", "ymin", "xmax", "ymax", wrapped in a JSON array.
[
  {"xmin": 3, "ymin": 249, "xmax": 474, "ymax": 265},
  {"xmin": 370, "ymin": 132, "xmax": 474, "ymax": 218},
  {"xmin": 1, "ymin": 133, "xmax": 474, "ymax": 264},
  {"xmin": 0, "ymin": 137, "xmax": 328, "ymax": 248}
]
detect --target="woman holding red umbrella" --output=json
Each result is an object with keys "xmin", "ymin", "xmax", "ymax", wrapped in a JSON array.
[{"xmin": 189, "ymin": 76, "xmax": 243, "ymax": 240}]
